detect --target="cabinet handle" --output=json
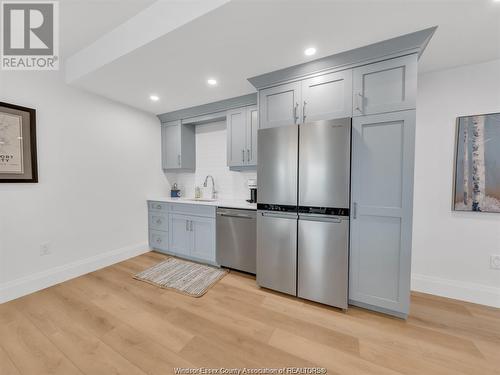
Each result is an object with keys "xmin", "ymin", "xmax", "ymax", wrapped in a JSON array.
[
  {"xmin": 294, "ymin": 102, "xmax": 299, "ymax": 123},
  {"xmin": 247, "ymin": 149, "xmax": 250, "ymax": 162},
  {"xmin": 156, "ymin": 237, "xmax": 162, "ymax": 243},
  {"xmin": 177, "ymin": 154, "xmax": 181, "ymax": 166},
  {"xmin": 156, "ymin": 204, "xmax": 162, "ymax": 209},
  {"xmin": 242, "ymin": 149, "xmax": 245, "ymax": 163},
  {"xmin": 303, "ymin": 100, "xmax": 307, "ymax": 123},
  {"xmin": 185, "ymin": 220, "xmax": 189, "ymax": 231},
  {"xmin": 156, "ymin": 219, "xmax": 161, "ymax": 224},
  {"xmin": 352, "ymin": 202, "xmax": 358, "ymax": 219},
  {"xmin": 190, "ymin": 220, "xmax": 193, "ymax": 232},
  {"xmin": 355, "ymin": 92, "xmax": 364, "ymax": 114}
]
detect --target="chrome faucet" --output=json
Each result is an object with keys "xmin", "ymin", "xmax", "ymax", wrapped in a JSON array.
[{"xmin": 203, "ymin": 175, "xmax": 217, "ymax": 199}]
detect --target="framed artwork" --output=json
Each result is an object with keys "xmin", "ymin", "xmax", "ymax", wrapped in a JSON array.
[
  {"xmin": 0, "ymin": 102, "xmax": 38, "ymax": 183},
  {"xmin": 453, "ymin": 112, "xmax": 500, "ymax": 213}
]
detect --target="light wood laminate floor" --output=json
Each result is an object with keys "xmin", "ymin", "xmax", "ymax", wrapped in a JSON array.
[{"xmin": 1, "ymin": 252, "xmax": 499, "ymax": 375}]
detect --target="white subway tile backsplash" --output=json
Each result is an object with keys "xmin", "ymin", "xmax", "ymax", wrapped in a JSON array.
[{"xmin": 165, "ymin": 120, "xmax": 256, "ymax": 201}]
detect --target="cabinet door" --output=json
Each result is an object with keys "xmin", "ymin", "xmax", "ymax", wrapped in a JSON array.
[
  {"xmin": 259, "ymin": 82, "xmax": 301, "ymax": 129},
  {"xmin": 246, "ymin": 105, "xmax": 259, "ymax": 166},
  {"xmin": 301, "ymin": 70, "xmax": 353, "ymax": 122},
  {"xmin": 161, "ymin": 121, "xmax": 181, "ymax": 170},
  {"xmin": 226, "ymin": 108, "xmax": 247, "ymax": 167},
  {"xmin": 353, "ymin": 54, "xmax": 417, "ymax": 116},
  {"xmin": 190, "ymin": 217, "xmax": 216, "ymax": 262},
  {"xmin": 168, "ymin": 214, "xmax": 191, "ymax": 257},
  {"xmin": 350, "ymin": 110, "xmax": 415, "ymax": 318}
]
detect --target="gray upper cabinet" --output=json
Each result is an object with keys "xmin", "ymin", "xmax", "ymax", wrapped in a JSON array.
[
  {"xmin": 227, "ymin": 105, "xmax": 258, "ymax": 168},
  {"xmin": 246, "ymin": 106, "xmax": 258, "ymax": 165},
  {"xmin": 259, "ymin": 70, "xmax": 353, "ymax": 129},
  {"xmin": 227, "ymin": 108, "xmax": 247, "ymax": 167},
  {"xmin": 301, "ymin": 70, "xmax": 353, "ymax": 122},
  {"xmin": 161, "ymin": 120, "xmax": 195, "ymax": 171},
  {"xmin": 353, "ymin": 54, "xmax": 417, "ymax": 116},
  {"xmin": 349, "ymin": 110, "xmax": 416, "ymax": 318},
  {"xmin": 259, "ymin": 82, "xmax": 301, "ymax": 129}
]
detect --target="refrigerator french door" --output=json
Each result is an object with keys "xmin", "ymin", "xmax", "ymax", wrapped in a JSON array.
[
  {"xmin": 256, "ymin": 124, "xmax": 298, "ymax": 295},
  {"xmin": 297, "ymin": 119, "xmax": 351, "ymax": 309}
]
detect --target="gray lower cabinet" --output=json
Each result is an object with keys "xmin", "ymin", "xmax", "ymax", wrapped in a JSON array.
[
  {"xmin": 161, "ymin": 120, "xmax": 195, "ymax": 171},
  {"xmin": 353, "ymin": 54, "xmax": 417, "ymax": 116},
  {"xmin": 148, "ymin": 201, "xmax": 169, "ymax": 253},
  {"xmin": 190, "ymin": 216, "xmax": 216, "ymax": 262},
  {"xmin": 227, "ymin": 105, "xmax": 258, "ymax": 168},
  {"xmin": 301, "ymin": 70, "xmax": 353, "ymax": 122},
  {"xmin": 168, "ymin": 213, "xmax": 191, "ymax": 257},
  {"xmin": 259, "ymin": 82, "xmax": 301, "ymax": 129},
  {"xmin": 168, "ymin": 204, "xmax": 216, "ymax": 264},
  {"xmin": 349, "ymin": 110, "xmax": 416, "ymax": 318}
]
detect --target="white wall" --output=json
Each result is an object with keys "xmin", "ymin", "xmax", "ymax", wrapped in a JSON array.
[
  {"xmin": 0, "ymin": 70, "xmax": 167, "ymax": 302},
  {"xmin": 412, "ymin": 59, "xmax": 500, "ymax": 307},
  {"xmin": 168, "ymin": 120, "xmax": 256, "ymax": 201}
]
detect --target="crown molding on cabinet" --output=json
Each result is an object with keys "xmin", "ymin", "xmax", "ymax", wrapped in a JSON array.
[
  {"xmin": 248, "ymin": 26, "xmax": 437, "ymax": 90},
  {"xmin": 157, "ymin": 93, "xmax": 257, "ymax": 124}
]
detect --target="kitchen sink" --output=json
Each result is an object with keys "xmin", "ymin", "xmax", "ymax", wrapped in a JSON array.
[{"xmin": 185, "ymin": 198, "xmax": 217, "ymax": 202}]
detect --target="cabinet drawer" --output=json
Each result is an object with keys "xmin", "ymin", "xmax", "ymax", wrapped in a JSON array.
[
  {"xmin": 148, "ymin": 201, "xmax": 169, "ymax": 211},
  {"xmin": 149, "ymin": 212, "xmax": 168, "ymax": 232},
  {"xmin": 170, "ymin": 203, "xmax": 215, "ymax": 218},
  {"xmin": 149, "ymin": 230, "xmax": 169, "ymax": 252}
]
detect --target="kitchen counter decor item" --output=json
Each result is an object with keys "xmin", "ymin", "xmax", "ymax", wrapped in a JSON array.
[
  {"xmin": 0, "ymin": 102, "xmax": 38, "ymax": 183},
  {"xmin": 170, "ymin": 182, "xmax": 181, "ymax": 197}
]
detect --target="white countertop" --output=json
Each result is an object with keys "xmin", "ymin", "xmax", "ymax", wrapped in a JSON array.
[{"xmin": 148, "ymin": 197, "xmax": 257, "ymax": 210}]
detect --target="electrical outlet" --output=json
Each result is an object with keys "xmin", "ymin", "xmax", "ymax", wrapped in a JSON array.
[
  {"xmin": 490, "ymin": 255, "xmax": 500, "ymax": 270},
  {"xmin": 40, "ymin": 243, "xmax": 51, "ymax": 256}
]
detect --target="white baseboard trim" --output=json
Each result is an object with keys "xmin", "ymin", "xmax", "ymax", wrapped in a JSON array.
[
  {"xmin": 412, "ymin": 273, "xmax": 500, "ymax": 308},
  {"xmin": 0, "ymin": 242, "xmax": 149, "ymax": 304}
]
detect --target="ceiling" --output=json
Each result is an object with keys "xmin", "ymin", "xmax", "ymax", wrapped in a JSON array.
[
  {"xmin": 60, "ymin": 0, "xmax": 157, "ymax": 58},
  {"xmin": 65, "ymin": 0, "xmax": 500, "ymax": 115}
]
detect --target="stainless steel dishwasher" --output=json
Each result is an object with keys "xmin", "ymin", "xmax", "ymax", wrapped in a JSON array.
[{"xmin": 216, "ymin": 208, "xmax": 256, "ymax": 274}]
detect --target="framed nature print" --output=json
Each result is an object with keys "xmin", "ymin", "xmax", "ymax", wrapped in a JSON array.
[
  {"xmin": 0, "ymin": 102, "xmax": 38, "ymax": 183},
  {"xmin": 453, "ymin": 112, "xmax": 500, "ymax": 213}
]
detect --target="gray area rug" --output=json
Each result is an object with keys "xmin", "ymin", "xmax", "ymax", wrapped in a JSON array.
[{"xmin": 134, "ymin": 257, "xmax": 228, "ymax": 297}]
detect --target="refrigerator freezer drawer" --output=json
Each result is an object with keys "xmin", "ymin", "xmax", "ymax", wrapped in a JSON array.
[
  {"xmin": 256, "ymin": 211, "xmax": 297, "ymax": 295},
  {"xmin": 298, "ymin": 216, "xmax": 349, "ymax": 308}
]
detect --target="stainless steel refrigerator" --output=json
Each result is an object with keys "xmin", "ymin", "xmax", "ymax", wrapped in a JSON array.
[{"xmin": 256, "ymin": 118, "xmax": 350, "ymax": 309}]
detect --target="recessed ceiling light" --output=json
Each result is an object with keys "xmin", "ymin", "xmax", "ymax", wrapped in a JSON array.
[
  {"xmin": 149, "ymin": 95, "xmax": 159, "ymax": 102},
  {"xmin": 207, "ymin": 78, "xmax": 217, "ymax": 86},
  {"xmin": 304, "ymin": 47, "xmax": 317, "ymax": 56}
]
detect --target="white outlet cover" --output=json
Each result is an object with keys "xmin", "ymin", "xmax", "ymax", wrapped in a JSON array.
[
  {"xmin": 40, "ymin": 243, "xmax": 51, "ymax": 255},
  {"xmin": 490, "ymin": 255, "xmax": 500, "ymax": 270}
]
